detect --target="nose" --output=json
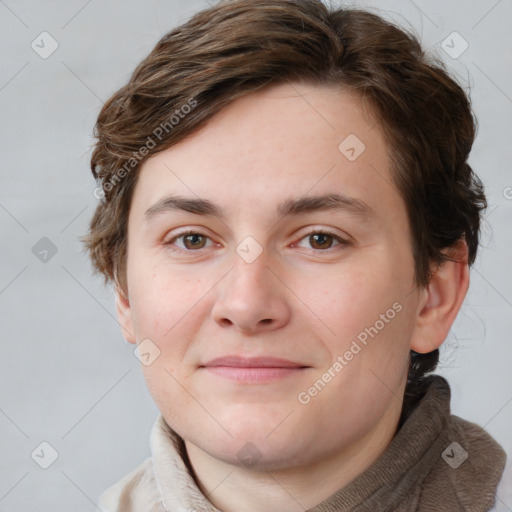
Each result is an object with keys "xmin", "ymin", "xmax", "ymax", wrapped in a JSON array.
[{"xmin": 211, "ymin": 250, "xmax": 292, "ymax": 334}]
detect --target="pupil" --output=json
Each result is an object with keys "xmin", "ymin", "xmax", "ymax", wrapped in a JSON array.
[
  {"xmin": 186, "ymin": 234, "xmax": 204, "ymax": 248},
  {"xmin": 311, "ymin": 233, "xmax": 331, "ymax": 248}
]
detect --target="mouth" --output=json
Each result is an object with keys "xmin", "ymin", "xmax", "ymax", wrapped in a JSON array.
[{"xmin": 199, "ymin": 356, "xmax": 310, "ymax": 383}]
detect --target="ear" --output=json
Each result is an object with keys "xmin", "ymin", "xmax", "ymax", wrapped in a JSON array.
[
  {"xmin": 410, "ymin": 240, "xmax": 470, "ymax": 354},
  {"xmin": 115, "ymin": 285, "xmax": 136, "ymax": 344}
]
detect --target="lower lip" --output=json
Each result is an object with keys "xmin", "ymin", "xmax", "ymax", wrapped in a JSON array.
[{"xmin": 202, "ymin": 366, "xmax": 305, "ymax": 383}]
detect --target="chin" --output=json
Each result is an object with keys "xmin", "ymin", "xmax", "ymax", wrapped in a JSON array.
[
  {"xmin": 205, "ymin": 437, "xmax": 309, "ymax": 471},
  {"xmin": 197, "ymin": 414, "xmax": 322, "ymax": 469}
]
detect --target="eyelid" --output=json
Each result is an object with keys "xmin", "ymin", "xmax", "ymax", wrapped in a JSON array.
[
  {"xmin": 164, "ymin": 227, "xmax": 218, "ymax": 250},
  {"xmin": 292, "ymin": 226, "xmax": 352, "ymax": 250},
  {"xmin": 164, "ymin": 225, "xmax": 352, "ymax": 253}
]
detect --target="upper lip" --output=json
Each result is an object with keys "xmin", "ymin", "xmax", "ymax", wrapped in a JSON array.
[{"xmin": 201, "ymin": 356, "xmax": 307, "ymax": 368}]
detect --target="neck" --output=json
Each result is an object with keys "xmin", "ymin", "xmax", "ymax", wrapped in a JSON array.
[{"xmin": 184, "ymin": 400, "xmax": 403, "ymax": 512}]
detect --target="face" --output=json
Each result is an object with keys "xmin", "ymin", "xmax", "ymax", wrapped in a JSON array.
[{"xmin": 118, "ymin": 83, "xmax": 426, "ymax": 470}]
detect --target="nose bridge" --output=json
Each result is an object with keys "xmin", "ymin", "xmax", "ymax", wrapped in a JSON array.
[
  {"xmin": 212, "ymin": 241, "xmax": 291, "ymax": 332},
  {"xmin": 225, "ymin": 243, "xmax": 274, "ymax": 306},
  {"xmin": 222, "ymin": 230, "xmax": 274, "ymax": 289}
]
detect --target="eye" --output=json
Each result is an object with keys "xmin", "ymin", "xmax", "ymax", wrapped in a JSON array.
[
  {"xmin": 165, "ymin": 230, "xmax": 214, "ymax": 251},
  {"xmin": 164, "ymin": 228, "xmax": 350, "ymax": 253},
  {"xmin": 294, "ymin": 230, "xmax": 350, "ymax": 251}
]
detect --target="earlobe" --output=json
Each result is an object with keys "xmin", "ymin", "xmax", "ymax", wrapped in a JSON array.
[
  {"xmin": 115, "ymin": 285, "xmax": 137, "ymax": 344},
  {"xmin": 410, "ymin": 241, "xmax": 470, "ymax": 354}
]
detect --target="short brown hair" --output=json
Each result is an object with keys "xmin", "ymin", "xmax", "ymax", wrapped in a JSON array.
[{"xmin": 81, "ymin": 0, "xmax": 487, "ymax": 413}]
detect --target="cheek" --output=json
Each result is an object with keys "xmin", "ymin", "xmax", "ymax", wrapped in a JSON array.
[
  {"xmin": 131, "ymin": 271, "xmax": 213, "ymax": 425},
  {"xmin": 297, "ymin": 252, "xmax": 414, "ymax": 406},
  {"xmin": 129, "ymin": 263, "xmax": 207, "ymax": 339},
  {"xmin": 299, "ymin": 256, "xmax": 405, "ymax": 347}
]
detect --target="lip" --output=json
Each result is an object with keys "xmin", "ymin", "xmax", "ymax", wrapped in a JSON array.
[
  {"xmin": 202, "ymin": 356, "xmax": 306, "ymax": 368},
  {"xmin": 200, "ymin": 356, "xmax": 309, "ymax": 383}
]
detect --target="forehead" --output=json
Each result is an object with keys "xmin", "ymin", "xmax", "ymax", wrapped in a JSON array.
[{"xmin": 130, "ymin": 82, "xmax": 402, "ymax": 225}]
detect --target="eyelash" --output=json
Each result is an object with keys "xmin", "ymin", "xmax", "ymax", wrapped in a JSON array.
[{"xmin": 164, "ymin": 228, "xmax": 351, "ymax": 253}]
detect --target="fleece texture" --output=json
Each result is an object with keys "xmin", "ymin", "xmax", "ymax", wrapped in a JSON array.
[{"xmin": 99, "ymin": 376, "xmax": 506, "ymax": 512}]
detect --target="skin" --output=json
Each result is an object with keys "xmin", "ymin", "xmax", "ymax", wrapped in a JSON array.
[{"xmin": 116, "ymin": 82, "xmax": 469, "ymax": 512}]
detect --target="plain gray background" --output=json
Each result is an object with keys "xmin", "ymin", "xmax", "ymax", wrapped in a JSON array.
[{"xmin": 0, "ymin": 0, "xmax": 511, "ymax": 510}]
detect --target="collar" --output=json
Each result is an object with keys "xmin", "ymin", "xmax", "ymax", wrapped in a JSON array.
[{"xmin": 149, "ymin": 375, "xmax": 506, "ymax": 511}]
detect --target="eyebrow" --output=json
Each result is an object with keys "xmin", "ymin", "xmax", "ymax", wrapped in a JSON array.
[{"xmin": 144, "ymin": 193, "xmax": 374, "ymax": 221}]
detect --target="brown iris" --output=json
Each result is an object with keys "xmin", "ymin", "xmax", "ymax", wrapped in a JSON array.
[
  {"xmin": 309, "ymin": 233, "xmax": 335, "ymax": 250},
  {"xmin": 183, "ymin": 233, "xmax": 207, "ymax": 250}
]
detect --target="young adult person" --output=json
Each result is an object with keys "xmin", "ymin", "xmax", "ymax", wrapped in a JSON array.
[{"xmin": 82, "ymin": 1, "xmax": 507, "ymax": 510}]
